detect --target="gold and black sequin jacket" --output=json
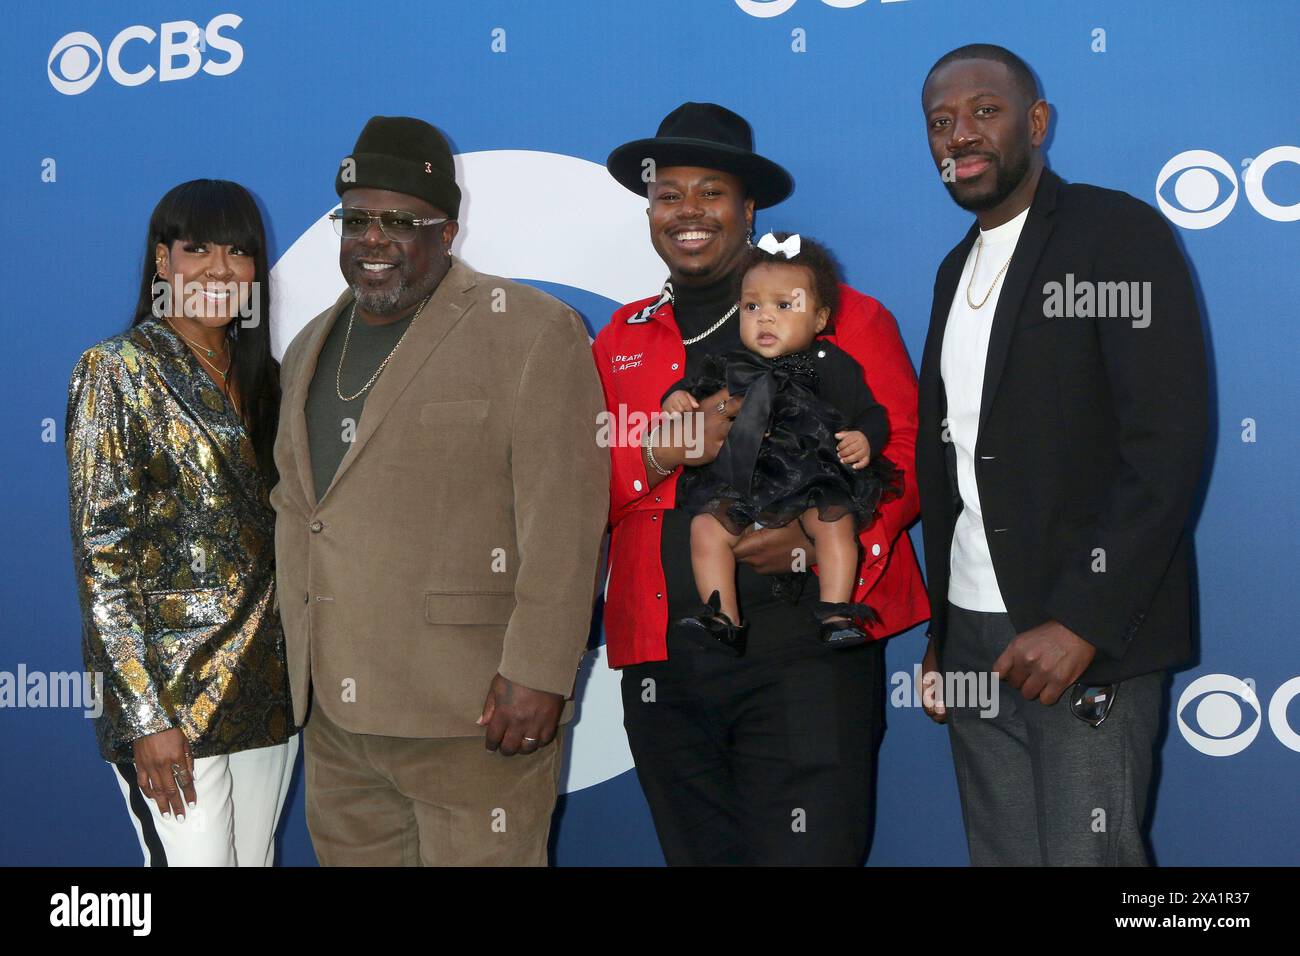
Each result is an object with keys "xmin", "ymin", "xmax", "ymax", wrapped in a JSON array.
[{"xmin": 66, "ymin": 317, "xmax": 291, "ymax": 762}]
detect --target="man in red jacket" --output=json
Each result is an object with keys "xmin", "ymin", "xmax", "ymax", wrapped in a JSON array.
[{"xmin": 594, "ymin": 102, "xmax": 928, "ymax": 865}]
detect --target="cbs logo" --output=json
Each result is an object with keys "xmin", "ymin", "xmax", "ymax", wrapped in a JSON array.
[
  {"xmin": 1176, "ymin": 673, "xmax": 1300, "ymax": 756},
  {"xmin": 1156, "ymin": 147, "xmax": 1300, "ymax": 229},
  {"xmin": 48, "ymin": 13, "xmax": 242, "ymax": 96}
]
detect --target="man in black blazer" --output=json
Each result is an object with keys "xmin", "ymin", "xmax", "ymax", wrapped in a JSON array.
[{"xmin": 915, "ymin": 44, "xmax": 1208, "ymax": 865}]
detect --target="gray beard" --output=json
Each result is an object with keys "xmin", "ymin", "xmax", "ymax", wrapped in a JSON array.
[
  {"xmin": 352, "ymin": 282, "xmax": 404, "ymax": 314},
  {"xmin": 348, "ymin": 263, "xmax": 442, "ymax": 315}
]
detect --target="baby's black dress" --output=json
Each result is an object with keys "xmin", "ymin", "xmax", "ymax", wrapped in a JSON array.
[{"xmin": 667, "ymin": 342, "xmax": 902, "ymax": 537}]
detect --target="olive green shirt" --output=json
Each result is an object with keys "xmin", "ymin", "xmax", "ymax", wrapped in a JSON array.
[{"xmin": 305, "ymin": 301, "xmax": 417, "ymax": 501}]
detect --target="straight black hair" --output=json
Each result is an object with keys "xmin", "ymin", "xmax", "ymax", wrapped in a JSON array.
[{"xmin": 131, "ymin": 179, "xmax": 280, "ymax": 484}]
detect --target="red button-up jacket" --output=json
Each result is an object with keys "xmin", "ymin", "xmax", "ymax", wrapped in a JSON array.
[{"xmin": 593, "ymin": 283, "xmax": 930, "ymax": 668}]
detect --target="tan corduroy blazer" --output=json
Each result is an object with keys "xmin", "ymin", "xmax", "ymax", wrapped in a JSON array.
[{"xmin": 271, "ymin": 258, "xmax": 609, "ymax": 737}]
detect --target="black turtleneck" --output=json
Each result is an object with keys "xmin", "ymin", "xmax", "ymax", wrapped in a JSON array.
[
  {"xmin": 660, "ymin": 270, "xmax": 822, "ymax": 645},
  {"xmin": 672, "ymin": 273, "xmax": 745, "ymax": 381}
]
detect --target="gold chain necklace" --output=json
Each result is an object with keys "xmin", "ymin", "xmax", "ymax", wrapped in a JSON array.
[
  {"xmin": 166, "ymin": 318, "xmax": 231, "ymax": 381},
  {"xmin": 966, "ymin": 236, "xmax": 1014, "ymax": 310},
  {"xmin": 336, "ymin": 295, "xmax": 432, "ymax": 402},
  {"xmin": 167, "ymin": 317, "xmax": 228, "ymax": 359}
]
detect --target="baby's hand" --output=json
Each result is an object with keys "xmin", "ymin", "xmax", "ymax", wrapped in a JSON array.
[
  {"xmin": 662, "ymin": 390, "xmax": 699, "ymax": 416},
  {"xmin": 835, "ymin": 430, "xmax": 872, "ymax": 469}
]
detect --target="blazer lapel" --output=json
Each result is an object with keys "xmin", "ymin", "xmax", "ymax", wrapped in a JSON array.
[
  {"xmin": 288, "ymin": 289, "xmax": 352, "ymax": 507},
  {"xmin": 976, "ymin": 168, "xmax": 1061, "ymax": 438},
  {"xmin": 318, "ymin": 257, "xmax": 477, "ymax": 503},
  {"xmin": 138, "ymin": 318, "xmax": 264, "ymax": 501},
  {"xmin": 920, "ymin": 229, "xmax": 976, "ymax": 515},
  {"xmin": 922, "ymin": 225, "xmax": 978, "ymax": 392}
]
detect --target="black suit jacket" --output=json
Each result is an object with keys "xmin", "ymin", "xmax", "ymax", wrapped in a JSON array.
[{"xmin": 917, "ymin": 169, "xmax": 1208, "ymax": 683}]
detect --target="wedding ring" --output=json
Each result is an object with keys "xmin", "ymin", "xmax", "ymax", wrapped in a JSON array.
[{"xmin": 715, "ymin": 400, "xmax": 727, "ymax": 413}]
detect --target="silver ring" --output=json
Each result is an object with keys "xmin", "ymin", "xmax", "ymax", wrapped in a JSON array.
[
  {"xmin": 715, "ymin": 401, "xmax": 727, "ymax": 413},
  {"xmin": 522, "ymin": 736, "xmax": 538, "ymax": 743}
]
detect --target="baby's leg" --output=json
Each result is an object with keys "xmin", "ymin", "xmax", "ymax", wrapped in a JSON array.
[
  {"xmin": 801, "ymin": 509, "xmax": 859, "ymax": 607},
  {"xmin": 690, "ymin": 513, "xmax": 744, "ymax": 624}
]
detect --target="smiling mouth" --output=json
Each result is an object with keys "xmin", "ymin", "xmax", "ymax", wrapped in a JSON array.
[
  {"xmin": 359, "ymin": 261, "xmax": 397, "ymax": 273},
  {"xmin": 670, "ymin": 228, "xmax": 717, "ymax": 249},
  {"xmin": 200, "ymin": 288, "xmax": 230, "ymax": 301}
]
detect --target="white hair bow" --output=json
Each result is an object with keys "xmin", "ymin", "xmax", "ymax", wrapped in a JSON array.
[{"xmin": 755, "ymin": 232, "xmax": 801, "ymax": 258}]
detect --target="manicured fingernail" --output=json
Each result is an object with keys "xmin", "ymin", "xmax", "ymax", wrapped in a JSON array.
[{"xmin": 188, "ymin": 801, "xmax": 196, "ymax": 807}]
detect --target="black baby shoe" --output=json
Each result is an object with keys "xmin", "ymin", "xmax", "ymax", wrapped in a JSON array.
[
  {"xmin": 676, "ymin": 590, "xmax": 748, "ymax": 657},
  {"xmin": 812, "ymin": 601, "xmax": 880, "ymax": 649}
]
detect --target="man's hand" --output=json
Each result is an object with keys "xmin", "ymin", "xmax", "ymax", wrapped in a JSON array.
[
  {"xmin": 992, "ymin": 620, "xmax": 1097, "ymax": 706},
  {"xmin": 834, "ymin": 430, "xmax": 872, "ymax": 469},
  {"xmin": 133, "ymin": 727, "xmax": 195, "ymax": 819},
  {"xmin": 733, "ymin": 521, "xmax": 817, "ymax": 575},
  {"xmin": 478, "ymin": 672, "xmax": 564, "ymax": 756},
  {"xmin": 920, "ymin": 635, "xmax": 947, "ymax": 724}
]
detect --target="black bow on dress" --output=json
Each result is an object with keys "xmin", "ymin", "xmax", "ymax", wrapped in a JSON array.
[{"xmin": 712, "ymin": 350, "xmax": 818, "ymax": 497}]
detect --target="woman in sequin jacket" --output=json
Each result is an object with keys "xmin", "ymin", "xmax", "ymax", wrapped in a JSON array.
[{"xmin": 66, "ymin": 180, "xmax": 295, "ymax": 866}]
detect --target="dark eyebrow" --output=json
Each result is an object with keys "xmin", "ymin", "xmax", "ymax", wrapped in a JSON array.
[{"xmin": 926, "ymin": 90, "xmax": 1008, "ymax": 118}]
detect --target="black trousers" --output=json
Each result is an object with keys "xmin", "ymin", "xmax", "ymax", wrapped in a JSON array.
[{"xmin": 621, "ymin": 625, "xmax": 884, "ymax": 866}]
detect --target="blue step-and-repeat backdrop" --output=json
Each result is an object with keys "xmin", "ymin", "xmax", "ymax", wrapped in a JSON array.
[{"xmin": 2, "ymin": 0, "xmax": 1296, "ymax": 866}]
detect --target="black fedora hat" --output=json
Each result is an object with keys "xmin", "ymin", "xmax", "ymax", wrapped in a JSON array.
[{"xmin": 606, "ymin": 102, "xmax": 793, "ymax": 209}]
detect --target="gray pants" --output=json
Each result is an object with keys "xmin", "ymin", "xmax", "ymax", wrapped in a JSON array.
[{"xmin": 942, "ymin": 603, "xmax": 1164, "ymax": 866}]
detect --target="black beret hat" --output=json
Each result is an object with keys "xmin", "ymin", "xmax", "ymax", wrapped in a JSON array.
[{"xmin": 335, "ymin": 116, "xmax": 461, "ymax": 219}]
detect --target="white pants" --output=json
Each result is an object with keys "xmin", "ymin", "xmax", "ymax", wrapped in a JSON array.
[{"xmin": 112, "ymin": 736, "xmax": 299, "ymax": 867}]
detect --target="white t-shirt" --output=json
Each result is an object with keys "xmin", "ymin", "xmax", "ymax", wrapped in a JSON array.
[{"xmin": 939, "ymin": 207, "xmax": 1030, "ymax": 612}]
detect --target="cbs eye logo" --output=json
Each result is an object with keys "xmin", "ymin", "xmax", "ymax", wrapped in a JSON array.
[
  {"xmin": 1156, "ymin": 147, "xmax": 1300, "ymax": 229},
  {"xmin": 47, "ymin": 32, "xmax": 102, "ymax": 96},
  {"xmin": 1176, "ymin": 673, "xmax": 1300, "ymax": 756}
]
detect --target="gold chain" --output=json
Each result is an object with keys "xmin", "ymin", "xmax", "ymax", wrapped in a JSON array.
[
  {"xmin": 166, "ymin": 318, "xmax": 231, "ymax": 380},
  {"xmin": 336, "ymin": 295, "xmax": 432, "ymax": 402},
  {"xmin": 965, "ymin": 237, "xmax": 1014, "ymax": 310},
  {"xmin": 164, "ymin": 318, "xmax": 241, "ymax": 418}
]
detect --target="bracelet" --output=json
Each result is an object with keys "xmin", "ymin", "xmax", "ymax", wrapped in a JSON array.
[{"xmin": 642, "ymin": 425, "xmax": 673, "ymax": 477}]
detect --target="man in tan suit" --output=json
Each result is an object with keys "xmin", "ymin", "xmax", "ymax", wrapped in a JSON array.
[{"xmin": 271, "ymin": 116, "xmax": 609, "ymax": 866}]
